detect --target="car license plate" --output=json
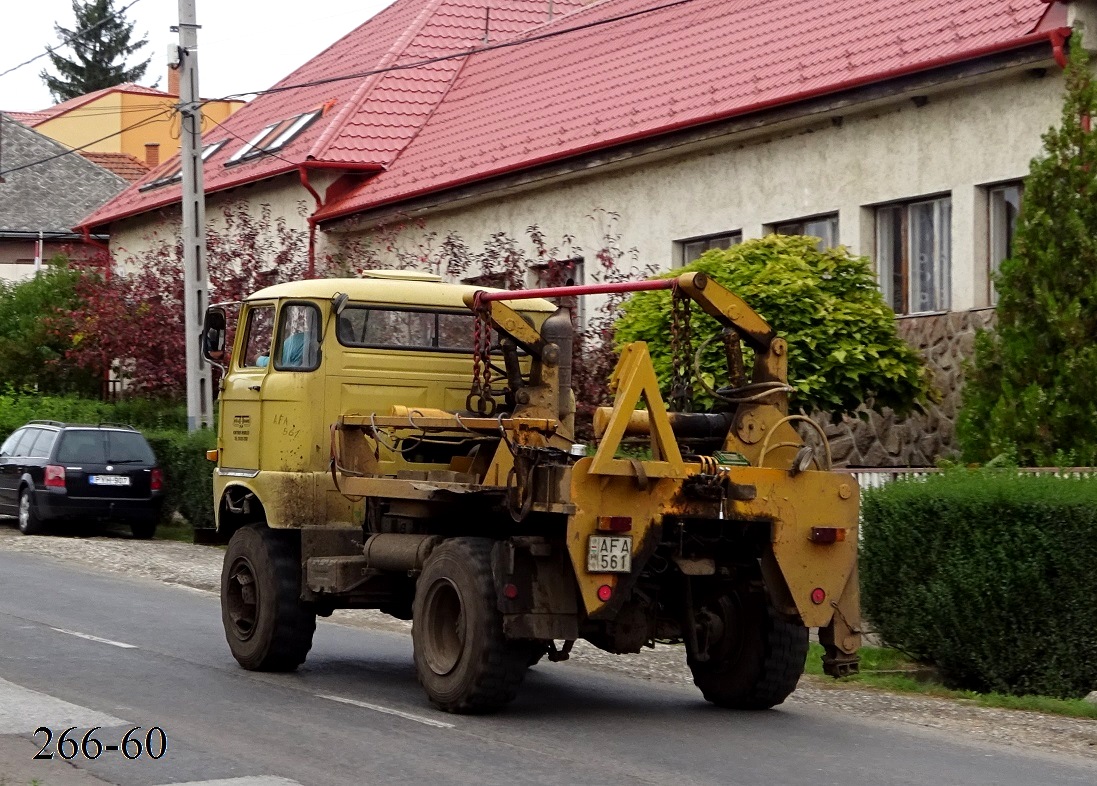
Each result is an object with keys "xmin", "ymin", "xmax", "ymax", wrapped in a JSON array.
[
  {"xmin": 587, "ymin": 536, "xmax": 632, "ymax": 573},
  {"xmin": 90, "ymin": 475, "xmax": 130, "ymax": 486}
]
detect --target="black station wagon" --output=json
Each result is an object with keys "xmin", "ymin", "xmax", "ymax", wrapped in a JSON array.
[{"xmin": 0, "ymin": 421, "xmax": 164, "ymax": 538}]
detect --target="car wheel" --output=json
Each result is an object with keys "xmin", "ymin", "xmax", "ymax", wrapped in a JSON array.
[{"xmin": 17, "ymin": 487, "xmax": 45, "ymax": 536}]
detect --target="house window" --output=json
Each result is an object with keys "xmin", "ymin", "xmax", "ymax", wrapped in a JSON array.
[
  {"xmin": 138, "ymin": 141, "xmax": 226, "ymax": 191},
  {"xmin": 773, "ymin": 214, "xmax": 840, "ymax": 250},
  {"xmin": 226, "ymin": 110, "xmax": 321, "ymax": 165},
  {"xmin": 675, "ymin": 231, "xmax": 742, "ymax": 267},
  {"xmin": 876, "ymin": 196, "xmax": 952, "ymax": 315},
  {"xmin": 530, "ymin": 257, "xmax": 585, "ymax": 324},
  {"xmin": 988, "ymin": 183, "xmax": 1023, "ymax": 305}
]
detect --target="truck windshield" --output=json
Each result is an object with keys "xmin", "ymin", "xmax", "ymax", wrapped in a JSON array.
[{"xmin": 336, "ymin": 307, "xmax": 476, "ymax": 352}]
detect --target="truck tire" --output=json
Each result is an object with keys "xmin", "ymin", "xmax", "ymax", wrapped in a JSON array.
[
  {"xmin": 688, "ymin": 590, "xmax": 808, "ymax": 710},
  {"xmin": 222, "ymin": 524, "xmax": 316, "ymax": 671},
  {"xmin": 412, "ymin": 538, "xmax": 530, "ymax": 713}
]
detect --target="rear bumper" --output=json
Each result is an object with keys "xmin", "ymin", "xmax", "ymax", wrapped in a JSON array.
[{"xmin": 37, "ymin": 489, "xmax": 164, "ymax": 523}]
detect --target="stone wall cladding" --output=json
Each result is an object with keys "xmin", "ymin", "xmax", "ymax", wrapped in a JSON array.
[{"xmin": 818, "ymin": 308, "xmax": 996, "ymax": 468}]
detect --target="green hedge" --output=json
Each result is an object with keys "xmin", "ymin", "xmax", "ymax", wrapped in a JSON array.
[
  {"xmin": 862, "ymin": 470, "xmax": 1097, "ymax": 698},
  {"xmin": 0, "ymin": 390, "xmax": 186, "ymax": 437},
  {"xmin": 145, "ymin": 429, "xmax": 216, "ymax": 530}
]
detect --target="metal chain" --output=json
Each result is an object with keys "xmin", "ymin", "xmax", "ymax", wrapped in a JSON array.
[
  {"xmin": 466, "ymin": 308, "xmax": 497, "ymax": 415},
  {"xmin": 669, "ymin": 288, "xmax": 693, "ymax": 412}
]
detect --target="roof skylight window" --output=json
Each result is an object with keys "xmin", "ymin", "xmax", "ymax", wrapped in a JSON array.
[
  {"xmin": 225, "ymin": 110, "xmax": 321, "ymax": 165},
  {"xmin": 138, "ymin": 140, "xmax": 226, "ymax": 191}
]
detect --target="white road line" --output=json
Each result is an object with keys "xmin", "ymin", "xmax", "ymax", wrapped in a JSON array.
[
  {"xmin": 50, "ymin": 627, "xmax": 137, "ymax": 649},
  {"xmin": 0, "ymin": 676, "xmax": 127, "ymax": 733},
  {"xmin": 316, "ymin": 693, "xmax": 455, "ymax": 729},
  {"xmin": 162, "ymin": 779, "xmax": 304, "ymax": 786}
]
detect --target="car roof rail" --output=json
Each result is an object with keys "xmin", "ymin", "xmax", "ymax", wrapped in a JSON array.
[
  {"xmin": 97, "ymin": 422, "xmax": 137, "ymax": 430},
  {"xmin": 27, "ymin": 419, "xmax": 65, "ymax": 428}
]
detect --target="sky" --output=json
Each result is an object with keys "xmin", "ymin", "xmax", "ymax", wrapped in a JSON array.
[{"xmin": 2, "ymin": 0, "xmax": 399, "ymax": 111}]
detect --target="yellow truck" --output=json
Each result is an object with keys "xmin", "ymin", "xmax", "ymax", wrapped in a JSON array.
[{"xmin": 202, "ymin": 268, "xmax": 861, "ymax": 713}]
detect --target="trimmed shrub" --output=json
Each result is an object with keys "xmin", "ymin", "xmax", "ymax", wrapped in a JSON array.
[
  {"xmin": 614, "ymin": 235, "xmax": 930, "ymax": 418},
  {"xmin": 0, "ymin": 390, "xmax": 186, "ymax": 438},
  {"xmin": 861, "ymin": 470, "xmax": 1097, "ymax": 697},
  {"xmin": 145, "ymin": 429, "xmax": 216, "ymax": 530}
]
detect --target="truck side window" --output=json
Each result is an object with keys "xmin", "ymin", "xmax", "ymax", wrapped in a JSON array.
[
  {"xmin": 241, "ymin": 306, "xmax": 275, "ymax": 368},
  {"xmin": 336, "ymin": 307, "xmax": 476, "ymax": 352},
  {"xmin": 274, "ymin": 302, "xmax": 321, "ymax": 372}
]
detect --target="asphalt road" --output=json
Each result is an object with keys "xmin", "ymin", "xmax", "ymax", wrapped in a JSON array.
[{"xmin": 1, "ymin": 549, "xmax": 1095, "ymax": 786}]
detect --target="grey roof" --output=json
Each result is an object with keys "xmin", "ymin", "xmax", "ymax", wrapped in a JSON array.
[{"xmin": 0, "ymin": 113, "xmax": 127, "ymax": 234}]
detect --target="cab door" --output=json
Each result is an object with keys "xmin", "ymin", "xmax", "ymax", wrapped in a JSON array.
[{"xmin": 219, "ymin": 303, "xmax": 275, "ymax": 472}]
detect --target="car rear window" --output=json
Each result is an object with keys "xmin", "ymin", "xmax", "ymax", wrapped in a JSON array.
[{"xmin": 55, "ymin": 430, "xmax": 156, "ymax": 464}]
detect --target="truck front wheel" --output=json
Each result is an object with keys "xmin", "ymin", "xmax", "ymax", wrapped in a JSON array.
[
  {"xmin": 412, "ymin": 538, "xmax": 531, "ymax": 713},
  {"xmin": 687, "ymin": 589, "xmax": 808, "ymax": 710},
  {"xmin": 221, "ymin": 524, "xmax": 316, "ymax": 671}
]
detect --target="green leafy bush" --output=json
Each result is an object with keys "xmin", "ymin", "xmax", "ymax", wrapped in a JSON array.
[
  {"xmin": 0, "ymin": 390, "xmax": 186, "ymax": 438},
  {"xmin": 0, "ymin": 260, "xmax": 97, "ymax": 395},
  {"xmin": 614, "ymin": 235, "xmax": 930, "ymax": 417},
  {"xmin": 145, "ymin": 429, "xmax": 216, "ymax": 530},
  {"xmin": 861, "ymin": 470, "xmax": 1097, "ymax": 697}
]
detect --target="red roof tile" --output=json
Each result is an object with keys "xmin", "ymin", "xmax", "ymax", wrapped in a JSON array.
[
  {"xmin": 80, "ymin": 0, "xmax": 1064, "ymax": 232},
  {"xmin": 79, "ymin": 152, "xmax": 152, "ymax": 183},
  {"xmin": 81, "ymin": 0, "xmax": 587, "ymax": 230},
  {"xmin": 4, "ymin": 111, "xmax": 51, "ymax": 125},
  {"xmin": 28, "ymin": 83, "xmax": 172, "ymax": 123},
  {"xmin": 318, "ymin": 0, "xmax": 1062, "ymax": 220}
]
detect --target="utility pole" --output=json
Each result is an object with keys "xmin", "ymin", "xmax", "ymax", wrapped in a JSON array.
[{"xmin": 176, "ymin": 0, "xmax": 213, "ymax": 431}]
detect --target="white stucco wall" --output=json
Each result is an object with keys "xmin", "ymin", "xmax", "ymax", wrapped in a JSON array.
[
  {"xmin": 106, "ymin": 173, "xmax": 331, "ymax": 275},
  {"xmin": 326, "ymin": 65, "xmax": 1065, "ymax": 313}
]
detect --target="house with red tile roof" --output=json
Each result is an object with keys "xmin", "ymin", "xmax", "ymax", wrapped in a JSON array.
[
  {"xmin": 6, "ymin": 79, "xmax": 242, "ymax": 167},
  {"xmin": 77, "ymin": 0, "xmax": 1092, "ymax": 465}
]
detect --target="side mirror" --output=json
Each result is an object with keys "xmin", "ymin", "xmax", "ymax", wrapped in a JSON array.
[{"xmin": 202, "ymin": 307, "xmax": 228, "ymax": 366}]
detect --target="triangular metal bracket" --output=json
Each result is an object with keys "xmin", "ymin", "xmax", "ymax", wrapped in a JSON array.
[{"xmin": 589, "ymin": 342, "xmax": 686, "ymax": 478}]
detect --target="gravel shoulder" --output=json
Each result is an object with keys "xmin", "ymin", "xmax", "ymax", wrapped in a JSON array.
[{"xmin": 2, "ymin": 525, "xmax": 1096, "ymax": 761}]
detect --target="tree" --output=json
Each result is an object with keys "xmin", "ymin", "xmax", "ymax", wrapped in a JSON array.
[
  {"xmin": 614, "ymin": 235, "xmax": 931, "ymax": 419},
  {"xmin": 0, "ymin": 258, "xmax": 100, "ymax": 395},
  {"xmin": 958, "ymin": 33, "xmax": 1097, "ymax": 466},
  {"xmin": 40, "ymin": 0, "xmax": 151, "ymax": 102},
  {"xmin": 60, "ymin": 202, "xmax": 314, "ymax": 396}
]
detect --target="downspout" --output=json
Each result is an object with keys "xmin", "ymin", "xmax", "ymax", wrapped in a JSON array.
[
  {"xmin": 1050, "ymin": 28, "xmax": 1069, "ymax": 69},
  {"xmin": 80, "ymin": 226, "xmax": 113, "ymax": 282},
  {"xmin": 298, "ymin": 166, "xmax": 323, "ymax": 279}
]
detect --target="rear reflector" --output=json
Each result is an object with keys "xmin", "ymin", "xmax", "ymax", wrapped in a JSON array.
[
  {"xmin": 809, "ymin": 527, "xmax": 847, "ymax": 544},
  {"xmin": 44, "ymin": 465, "xmax": 65, "ymax": 488},
  {"xmin": 503, "ymin": 583, "xmax": 519, "ymax": 600},
  {"xmin": 597, "ymin": 584, "xmax": 613, "ymax": 602},
  {"xmin": 811, "ymin": 587, "xmax": 826, "ymax": 605},
  {"xmin": 150, "ymin": 468, "xmax": 164, "ymax": 491},
  {"xmin": 596, "ymin": 516, "xmax": 632, "ymax": 532}
]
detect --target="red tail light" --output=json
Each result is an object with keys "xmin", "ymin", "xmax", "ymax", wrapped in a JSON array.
[
  {"xmin": 596, "ymin": 516, "xmax": 632, "ymax": 532},
  {"xmin": 45, "ymin": 465, "xmax": 66, "ymax": 488},
  {"xmin": 150, "ymin": 468, "xmax": 163, "ymax": 491}
]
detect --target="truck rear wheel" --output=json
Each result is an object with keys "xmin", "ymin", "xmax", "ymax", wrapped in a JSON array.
[
  {"xmin": 222, "ymin": 524, "xmax": 316, "ymax": 672},
  {"xmin": 412, "ymin": 538, "xmax": 530, "ymax": 713},
  {"xmin": 687, "ymin": 590, "xmax": 808, "ymax": 710}
]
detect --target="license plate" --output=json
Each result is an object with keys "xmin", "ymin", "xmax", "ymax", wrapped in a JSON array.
[
  {"xmin": 587, "ymin": 536, "xmax": 632, "ymax": 573},
  {"xmin": 90, "ymin": 475, "xmax": 130, "ymax": 487}
]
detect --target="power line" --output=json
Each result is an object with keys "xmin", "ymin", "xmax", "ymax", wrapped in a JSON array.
[
  {"xmin": 0, "ymin": 0, "xmax": 149, "ymax": 82},
  {"xmin": 0, "ymin": 107, "xmax": 176, "ymax": 177}
]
